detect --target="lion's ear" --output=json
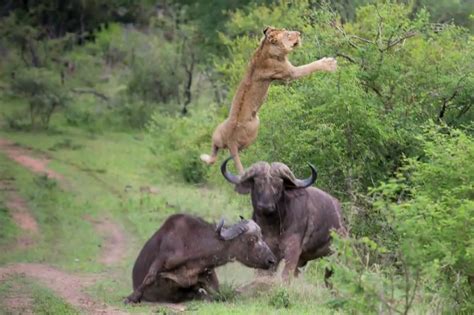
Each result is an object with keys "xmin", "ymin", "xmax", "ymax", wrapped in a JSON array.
[{"xmin": 263, "ymin": 26, "xmax": 274, "ymax": 36}]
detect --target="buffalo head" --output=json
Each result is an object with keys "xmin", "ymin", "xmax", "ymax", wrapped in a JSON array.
[
  {"xmin": 216, "ymin": 217, "xmax": 276, "ymax": 269},
  {"xmin": 221, "ymin": 157, "xmax": 317, "ymax": 215}
]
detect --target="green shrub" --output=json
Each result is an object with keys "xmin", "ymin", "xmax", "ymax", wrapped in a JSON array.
[
  {"xmin": 181, "ymin": 148, "xmax": 209, "ymax": 184},
  {"xmin": 268, "ymin": 287, "xmax": 291, "ymax": 309},
  {"xmin": 372, "ymin": 124, "xmax": 474, "ymax": 306},
  {"xmin": 64, "ymin": 106, "xmax": 98, "ymax": 127},
  {"xmin": 327, "ymin": 123, "xmax": 474, "ymax": 314},
  {"xmin": 10, "ymin": 68, "xmax": 69, "ymax": 129},
  {"xmin": 147, "ymin": 108, "xmax": 217, "ymax": 183},
  {"xmin": 212, "ymin": 283, "xmax": 238, "ymax": 302},
  {"xmin": 127, "ymin": 34, "xmax": 184, "ymax": 104},
  {"xmin": 215, "ymin": 0, "xmax": 473, "ymax": 199}
]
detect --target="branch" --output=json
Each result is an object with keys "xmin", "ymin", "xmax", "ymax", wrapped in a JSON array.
[
  {"xmin": 333, "ymin": 23, "xmax": 363, "ymax": 49},
  {"xmin": 350, "ymin": 34, "xmax": 374, "ymax": 45},
  {"xmin": 71, "ymin": 88, "xmax": 109, "ymax": 101},
  {"xmin": 437, "ymin": 74, "xmax": 468, "ymax": 122},
  {"xmin": 362, "ymin": 80, "xmax": 383, "ymax": 98},
  {"xmin": 437, "ymin": 90, "xmax": 458, "ymax": 122},
  {"xmin": 336, "ymin": 53, "xmax": 357, "ymax": 64},
  {"xmin": 384, "ymin": 31, "xmax": 417, "ymax": 51},
  {"xmin": 455, "ymin": 103, "xmax": 472, "ymax": 120}
]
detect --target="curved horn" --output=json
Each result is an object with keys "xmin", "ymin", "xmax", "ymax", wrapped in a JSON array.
[
  {"xmin": 221, "ymin": 156, "xmax": 241, "ymax": 184},
  {"xmin": 294, "ymin": 163, "xmax": 318, "ymax": 188},
  {"xmin": 271, "ymin": 162, "xmax": 318, "ymax": 189},
  {"xmin": 219, "ymin": 221, "xmax": 249, "ymax": 241}
]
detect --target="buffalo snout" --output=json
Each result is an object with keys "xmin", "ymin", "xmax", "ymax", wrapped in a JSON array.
[
  {"xmin": 258, "ymin": 242, "xmax": 277, "ymax": 270},
  {"xmin": 256, "ymin": 202, "xmax": 276, "ymax": 213},
  {"xmin": 266, "ymin": 255, "xmax": 277, "ymax": 268}
]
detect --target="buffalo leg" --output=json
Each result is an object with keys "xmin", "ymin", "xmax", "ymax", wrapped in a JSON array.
[
  {"xmin": 196, "ymin": 269, "xmax": 219, "ymax": 301},
  {"xmin": 324, "ymin": 267, "xmax": 334, "ymax": 288},
  {"xmin": 280, "ymin": 236, "xmax": 302, "ymax": 281},
  {"xmin": 125, "ymin": 258, "xmax": 163, "ymax": 304},
  {"xmin": 201, "ymin": 269, "xmax": 219, "ymax": 293}
]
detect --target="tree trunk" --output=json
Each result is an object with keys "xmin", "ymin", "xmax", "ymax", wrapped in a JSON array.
[
  {"xmin": 181, "ymin": 53, "xmax": 195, "ymax": 115},
  {"xmin": 28, "ymin": 41, "xmax": 41, "ymax": 67}
]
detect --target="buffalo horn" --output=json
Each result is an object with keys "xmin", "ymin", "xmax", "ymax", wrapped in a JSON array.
[
  {"xmin": 218, "ymin": 220, "xmax": 249, "ymax": 241},
  {"xmin": 221, "ymin": 156, "xmax": 241, "ymax": 184},
  {"xmin": 294, "ymin": 163, "xmax": 318, "ymax": 188}
]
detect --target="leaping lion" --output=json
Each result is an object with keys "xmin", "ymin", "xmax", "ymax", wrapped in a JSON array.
[{"xmin": 201, "ymin": 26, "xmax": 337, "ymax": 174}]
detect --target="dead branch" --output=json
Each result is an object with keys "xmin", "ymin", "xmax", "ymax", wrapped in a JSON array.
[
  {"xmin": 384, "ymin": 31, "xmax": 417, "ymax": 51},
  {"xmin": 71, "ymin": 88, "xmax": 109, "ymax": 101},
  {"xmin": 336, "ymin": 53, "xmax": 357, "ymax": 64}
]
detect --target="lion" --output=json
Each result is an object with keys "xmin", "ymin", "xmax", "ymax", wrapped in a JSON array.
[{"xmin": 200, "ymin": 26, "xmax": 337, "ymax": 174}]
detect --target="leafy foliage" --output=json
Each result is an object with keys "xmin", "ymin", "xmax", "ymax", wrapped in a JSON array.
[
  {"xmin": 215, "ymin": 1, "xmax": 473, "ymax": 198},
  {"xmin": 327, "ymin": 123, "xmax": 474, "ymax": 313},
  {"xmin": 10, "ymin": 68, "xmax": 69, "ymax": 128}
]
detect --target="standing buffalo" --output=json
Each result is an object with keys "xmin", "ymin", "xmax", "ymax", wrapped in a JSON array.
[
  {"xmin": 221, "ymin": 157, "xmax": 347, "ymax": 281},
  {"xmin": 125, "ymin": 213, "xmax": 276, "ymax": 303}
]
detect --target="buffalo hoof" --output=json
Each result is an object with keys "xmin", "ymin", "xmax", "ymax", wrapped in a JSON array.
[{"xmin": 123, "ymin": 293, "xmax": 141, "ymax": 304}]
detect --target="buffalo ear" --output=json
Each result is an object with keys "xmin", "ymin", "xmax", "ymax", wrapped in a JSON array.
[{"xmin": 235, "ymin": 180, "xmax": 252, "ymax": 194}]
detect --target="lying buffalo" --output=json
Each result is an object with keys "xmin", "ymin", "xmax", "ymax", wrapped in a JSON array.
[
  {"xmin": 221, "ymin": 157, "xmax": 347, "ymax": 281},
  {"xmin": 125, "ymin": 213, "xmax": 276, "ymax": 303}
]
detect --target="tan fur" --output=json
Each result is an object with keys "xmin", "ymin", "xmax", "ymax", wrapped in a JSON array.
[{"xmin": 201, "ymin": 27, "xmax": 337, "ymax": 174}]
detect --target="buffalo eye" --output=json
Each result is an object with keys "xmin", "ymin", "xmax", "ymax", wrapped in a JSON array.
[{"xmin": 248, "ymin": 236, "xmax": 257, "ymax": 244}]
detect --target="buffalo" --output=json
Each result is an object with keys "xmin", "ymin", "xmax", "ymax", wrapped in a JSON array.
[
  {"xmin": 221, "ymin": 157, "xmax": 347, "ymax": 281},
  {"xmin": 125, "ymin": 213, "xmax": 276, "ymax": 303}
]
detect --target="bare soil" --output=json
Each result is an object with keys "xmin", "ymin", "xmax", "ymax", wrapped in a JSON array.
[
  {"xmin": 84, "ymin": 215, "xmax": 128, "ymax": 267},
  {"xmin": 0, "ymin": 138, "xmax": 63, "ymax": 182},
  {"xmin": 3, "ymin": 281, "xmax": 34, "ymax": 315},
  {"xmin": 0, "ymin": 176, "xmax": 39, "ymax": 248},
  {"xmin": 0, "ymin": 263, "xmax": 128, "ymax": 315}
]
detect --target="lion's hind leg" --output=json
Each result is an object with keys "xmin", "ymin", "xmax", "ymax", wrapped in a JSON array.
[
  {"xmin": 229, "ymin": 144, "xmax": 244, "ymax": 175},
  {"xmin": 200, "ymin": 144, "xmax": 219, "ymax": 165}
]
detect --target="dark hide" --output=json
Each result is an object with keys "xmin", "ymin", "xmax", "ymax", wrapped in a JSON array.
[
  {"xmin": 125, "ymin": 214, "xmax": 276, "ymax": 304},
  {"xmin": 221, "ymin": 158, "xmax": 347, "ymax": 280}
]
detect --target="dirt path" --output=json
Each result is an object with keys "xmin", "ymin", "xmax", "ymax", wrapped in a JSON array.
[
  {"xmin": 0, "ymin": 176, "xmax": 39, "ymax": 248},
  {"xmin": 0, "ymin": 262, "xmax": 187, "ymax": 314},
  {"xmin": 3, "ymin": 281, "xmax": 34, "ymax": 315},
  {"xmin": 0, "ymin": 263, "xmax": 128, "ymax": 315},
  {"xmin": 0, "ymin": 137, "xmax": 187, "ymax": 313},
  {"xmin": 84, "ymin": 215, "xmax": 128, "ymax": 266},
  {"xmin": 0, "ymin": 138, "xmax": 63, "ymax": 182}
]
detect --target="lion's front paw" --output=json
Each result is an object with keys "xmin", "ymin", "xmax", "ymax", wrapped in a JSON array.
[{"xmin": 319, "ymin": 57, "xmax": 337, "ymax": 72}]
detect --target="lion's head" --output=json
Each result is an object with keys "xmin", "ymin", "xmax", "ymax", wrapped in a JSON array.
[{"xmin": 262, "ymin": 26, "xmax": 301, "ymax": 57}]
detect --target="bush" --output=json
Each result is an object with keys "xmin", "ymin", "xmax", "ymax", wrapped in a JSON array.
[
  {"xmin": 326, "ymin": 123, "xmax": 474, "ymax": 314},
  {"xmin": 147, "ymin": 108, "xmax": 217, "ymax": 183},
  {"xmin": 268, "ymin": 287, "xmax": 291, "ymax": 309},
  {"xmin": 372, "ymin": 124, "xmax": 474, "ymax": 296},
  {"xmin": 215, "ymin": 0, "xmax": 473, "ymax": 199},
  {"xmin": 10, "ymin": 68, "xmax": 69, "ymax": 128},
  {"xmin": 181, "ymin": 148, "xmax": 209, "ymax": 184}
]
